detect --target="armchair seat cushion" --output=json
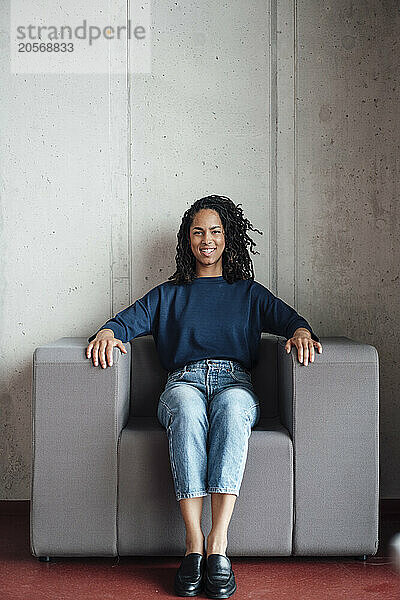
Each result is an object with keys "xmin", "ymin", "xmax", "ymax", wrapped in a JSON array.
[{"xmin": 117, "ymin": 416, "xmax": 293, "ymax": 556}]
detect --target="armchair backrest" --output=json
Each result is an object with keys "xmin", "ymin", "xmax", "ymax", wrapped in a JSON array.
[{"xmin": 129, "ymin": 334, "xmax": 279, "ymax": 419}]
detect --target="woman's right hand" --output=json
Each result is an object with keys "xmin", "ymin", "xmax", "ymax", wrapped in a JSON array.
[{"xmin": 86, "ymin": 329, "xmax": 127, "ymax": 368}]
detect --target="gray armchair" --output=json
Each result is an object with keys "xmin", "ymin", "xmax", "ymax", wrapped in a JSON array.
[{"xmin": 30, "ymin": 335, "xmax": 379, "ymax": 559}]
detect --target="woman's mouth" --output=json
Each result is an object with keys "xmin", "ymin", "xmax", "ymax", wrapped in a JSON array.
[{"xmin": 200, "ymin": 248, "xmax": 216, "ymax": 256}]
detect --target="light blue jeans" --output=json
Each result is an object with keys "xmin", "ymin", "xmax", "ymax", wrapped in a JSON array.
[{"xmin": 157, "ymin": 359, "xmax": 261, "ymax": 501}]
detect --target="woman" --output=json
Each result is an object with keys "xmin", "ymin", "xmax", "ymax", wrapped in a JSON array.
[{"xmin": 87, "ymin": 195, "xmax": 322, "ymax": 599}]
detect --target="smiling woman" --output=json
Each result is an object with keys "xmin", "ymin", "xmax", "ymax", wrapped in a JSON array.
[
  {"xmin": 87, "ymin": 194, "xmax": 321, "ymax": 381},
  {"xmin": 86, "ymin": 194, "xmax": 322, "ymax": 598}
]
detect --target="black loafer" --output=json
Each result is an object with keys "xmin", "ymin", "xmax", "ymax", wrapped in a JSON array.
[
  {"xmin": 174, "ymin": 552, "xmax": 205, "ymax": 597},
  {"xmin": 204, "ymin": 553, "xmax": 237, "ymax": 598}
]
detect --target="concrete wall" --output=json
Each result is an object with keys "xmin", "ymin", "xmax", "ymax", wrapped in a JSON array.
[
  {"xmin": 128, "ymin": 0, "xmax": 273, "ymax": 291},
  {"xmin": 295, "ymin": 0, "xmax": 400, "ymax": 497},
  {"xmin": 0, "ymin": 1, "xmax": 399, "ymax": 500},
  {"xmin": 0, "ymin": 0, "xmax": 129, "ymax": 498}
]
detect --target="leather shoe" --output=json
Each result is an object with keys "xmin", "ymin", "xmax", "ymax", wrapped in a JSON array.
[
  {"xmin": 204, "ymin": 553, "xmax": 237, "ymax": 598},
  {"xmin": 174, "ymin": 552, "xmax": 205, "ymax": 596}
]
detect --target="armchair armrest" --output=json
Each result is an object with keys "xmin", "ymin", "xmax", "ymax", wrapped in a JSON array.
[
  {"xmin": 277, "ymin": 336, "xmax": 379, "ymax": 556},
  {"xmin": 30, "ymin": 337, "xmax": 130, "ymax": 557}
]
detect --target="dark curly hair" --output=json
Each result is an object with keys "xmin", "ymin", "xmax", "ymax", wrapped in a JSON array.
[{"xmin": 168, "ymin": 195, "xmax": 263, "ymax": 285}]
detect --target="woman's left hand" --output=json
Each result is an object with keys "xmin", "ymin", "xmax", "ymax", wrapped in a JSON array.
[{"xmin": 285, "ymin": 328, "xmax": 323, "ymax": 366}]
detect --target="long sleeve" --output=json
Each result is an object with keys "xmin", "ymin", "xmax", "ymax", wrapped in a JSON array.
[
  {"xmin": 87, "ymin": 298, "xmax": 152, "ymax": 344},
  {"xmin": 260, "ymin": 287, "xmax": 320, "ymax": 343}
]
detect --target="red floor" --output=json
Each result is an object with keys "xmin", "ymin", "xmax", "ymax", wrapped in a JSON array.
[{"xmin": 1, "ymin": 511, "xmax": 400, "ymax": 600}]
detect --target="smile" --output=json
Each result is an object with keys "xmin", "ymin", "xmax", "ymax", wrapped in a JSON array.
[{"xmin": 200, "ymin": 248, "xmax": 216, "ymax": 255}]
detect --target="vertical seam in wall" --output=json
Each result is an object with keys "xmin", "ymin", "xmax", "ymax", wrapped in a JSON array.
[
  {"xmin": 276, "ymin": 0, "xmax": 296, "ymax": 304},
  {"xmin": 292, "ymin": 0, "xmax": 298, "ymax": 553},
  {"xmin": 293, "ymin": 0, "xmax": 298, "ymax": 309},
  {"xmin": 127, "ymin": 0, "xmax": 133, "ymax": 304},
  {"xmin": 270, "ymin": 0, "xmax": 278, "ymax": 293},
  {"xmin": 108, "ymin": 0, "xmax": 114, "ymax": 317}
]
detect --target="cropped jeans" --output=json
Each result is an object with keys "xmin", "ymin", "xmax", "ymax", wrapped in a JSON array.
[{"xmin": 156, "ymin": 358, "xmax": 261, "ymax": 501}]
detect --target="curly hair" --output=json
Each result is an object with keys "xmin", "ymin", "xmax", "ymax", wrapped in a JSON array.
[{"xmin": 168, "ymin": 195, "xmax": 263, "ymax": 285}]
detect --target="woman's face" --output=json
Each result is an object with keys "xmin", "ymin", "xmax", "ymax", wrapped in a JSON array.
[{"xmin": 189, "ymin": 208, "xmax": 226, "ymax": 276}]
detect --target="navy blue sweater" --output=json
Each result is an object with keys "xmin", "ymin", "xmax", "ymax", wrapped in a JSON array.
[{"xmin": 88, "ymin": 275, "xmax": 319, "ymax": 372}]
